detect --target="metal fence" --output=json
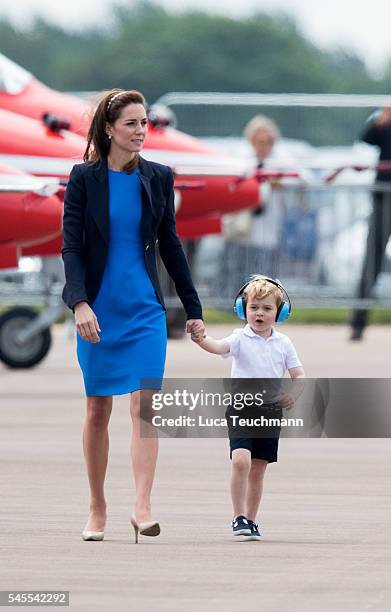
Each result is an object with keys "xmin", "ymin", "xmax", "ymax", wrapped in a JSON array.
[
  {"xmin": 161, "ymin": 181, "xmax": 391, "ymax": 311},
  {"xmin": 153, "ymin": 92, "xmax": 391, "ymax": 310},
  {"xmin": 155, "ymin": 92, "xmax": 391, "ymax": 146}
]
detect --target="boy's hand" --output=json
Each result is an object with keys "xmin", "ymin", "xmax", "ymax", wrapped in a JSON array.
[
  {"xmin": 191, "ymin": 329, "xmax": 206, "ymax": 343},
  {"xmin": 278, "ymin": 393, "xmax": 295, "ymax": 410}
]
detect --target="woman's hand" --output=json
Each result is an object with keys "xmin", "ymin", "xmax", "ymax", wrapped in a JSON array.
[
  {"xmin": 186, "ymin": 319, "xmax": 205, "ymax": 340},
  {"xmin": 74, "ymin": 302, "xmax": 101, "ymax": 343}
]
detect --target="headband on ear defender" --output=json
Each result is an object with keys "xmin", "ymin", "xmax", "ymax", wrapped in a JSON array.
[{"xmin": 233, "ymin": 276, "xmax": 292, "ymax": 324}]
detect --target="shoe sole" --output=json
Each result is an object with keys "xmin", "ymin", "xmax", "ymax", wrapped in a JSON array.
[
  {"xmin": 233, "ymin": 529, "xmax": 252, "ymax": 536},
  {"xmin": 241, "ymin": 535, "xmax": 261, "ymax": 541},
  {"xmin": 82, "ymin": 534, "xmax": 104, "ymax": 541},
  {"xmin": 140, "ymin": 523, "xmax": 160, "ymax": 537}
]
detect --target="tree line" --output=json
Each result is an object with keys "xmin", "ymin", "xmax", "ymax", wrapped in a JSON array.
[{"xmin": 1, "ymin": 1, "xmax": 390, "ymax": 144}]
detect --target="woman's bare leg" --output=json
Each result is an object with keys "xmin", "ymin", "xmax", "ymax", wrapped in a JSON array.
[
  {"xmin": 231, "ymin": 449, "xmax": 252, "ymax": 518},
  {"xmin": 130, "ymin": 390, "xmax": 159, "ymax": 523},
  {"xmin": 246, "ymin": 458, "xmax": 268, "ymax": 522},
  {"xmin": 83, "ymin": 396, "xmax": 112, "ymax": 531}
]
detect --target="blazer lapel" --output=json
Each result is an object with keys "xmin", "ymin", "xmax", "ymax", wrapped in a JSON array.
[
  {"xmin": 139, "ymin": 156, "xmax": 156, "ymax": 219},
  {"xmin": 91, "ymin": 157, "xmax": 110, "ymax": 245}
]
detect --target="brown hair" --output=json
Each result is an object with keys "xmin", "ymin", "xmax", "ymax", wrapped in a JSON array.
[
  {"xmin": 84, "ymin": 88, "xmax": 147, "ymax": 173},
  {"xmin": 243, "ymin": 275, "xmax": 283, "ymax": 308}
]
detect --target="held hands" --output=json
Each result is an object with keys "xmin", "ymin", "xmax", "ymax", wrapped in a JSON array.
[
  {"xmin": 74, "ymin": 302, "xmax": 101, "ymax": 343},
  {"xmin": 191, "ymin": 330, "xmax": 206, "ymax": 344},
  {"xmin": 186, "ymin": 319, "xmax": 205, "ymax": 343}
]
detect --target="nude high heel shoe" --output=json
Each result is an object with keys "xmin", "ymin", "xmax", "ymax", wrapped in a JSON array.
[
  {"xmin": 82, "ymin": 512, "xmax": 106, "ymax": 541},
  {"xmin": 131, "ymin": 515, "xmax": 160, "ymax": 544},
  {"xmin": 82, "ymin": 530, "xmax": 104, "ymax": 541}
]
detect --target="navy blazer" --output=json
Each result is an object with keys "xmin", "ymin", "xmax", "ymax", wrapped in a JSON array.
[{"xmin": 61, "ymin": 156, "xmax": 203, "ymax": 320}]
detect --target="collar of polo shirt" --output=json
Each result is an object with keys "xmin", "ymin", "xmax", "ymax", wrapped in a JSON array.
[{"xmin": 243, "ymin": 324, "xmax": 280, "ymax": 340}]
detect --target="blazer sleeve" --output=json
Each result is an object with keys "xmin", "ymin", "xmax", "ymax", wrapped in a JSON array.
[
  {"xmin": 61, "ymin": 164, "xmax": 89, "ymax": 310},
  {"xmin": 157, "ymin": 168, "xmax": 203, "ymax": 320}
]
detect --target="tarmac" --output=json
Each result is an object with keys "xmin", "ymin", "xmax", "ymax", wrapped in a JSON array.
[{"xmin": 1, "ymin": 323, "xmax": 391, "ymax": 612}]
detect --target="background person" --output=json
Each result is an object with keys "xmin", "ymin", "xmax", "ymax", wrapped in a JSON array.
[
  {"xmin": 350, "ymin": 106, "xmax": 391, "ymax": 340},
  {"xmin": 62, "ymin": 89, "xmax": 204, "ymax": 542},
  {"xmin": 221, "ymin": 116, "xmax": 283, "ymax": 297},
  {"xmin": 243, "ymin": 115, "xmax": 283, "ymax": 277}
]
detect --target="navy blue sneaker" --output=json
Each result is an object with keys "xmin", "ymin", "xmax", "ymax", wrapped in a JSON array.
[
  {"xmin": 232, "ymin": 515, "xmax": 252, "ymax": 536},
  {"xmin": 243, "ymin": 520, "xmax": 261, "ymax": 541}
]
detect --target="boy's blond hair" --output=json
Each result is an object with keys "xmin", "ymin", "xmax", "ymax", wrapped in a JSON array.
[{"xmin": 243, "ymin": 275, "xmax": 283, "ymax": 308}]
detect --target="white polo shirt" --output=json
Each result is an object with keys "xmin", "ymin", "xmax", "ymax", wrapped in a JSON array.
[{"xmin": 221, "ymin": 324, "xmax": 302, "ymax": 378}]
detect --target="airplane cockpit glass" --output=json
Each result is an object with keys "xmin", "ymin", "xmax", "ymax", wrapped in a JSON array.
[
  {"xmin": 0, "ymin": 54, "xmax": 31, "ymax": 94},
  {"xmin": 148, "ymin": 104, "xmax": 177, "ymax": 129}
]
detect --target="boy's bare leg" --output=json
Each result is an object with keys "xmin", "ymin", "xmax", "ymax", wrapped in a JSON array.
[
  {"xmin": 246, "ymin": 458, "xmax": 268, "ymax": 521},
  {"xmin": 231, "ymin": 449, "xmax": 252, "ymax": 517}
]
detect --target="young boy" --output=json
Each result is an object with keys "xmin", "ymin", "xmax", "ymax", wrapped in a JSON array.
[{"xmin": 191, "ymin": 275, "xmax": 305, "ymax": 541}]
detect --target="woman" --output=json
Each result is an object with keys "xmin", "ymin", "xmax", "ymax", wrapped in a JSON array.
[
  {"xmin": 62, "ymin": 89, "xmax": 204, "ymax": 543},
  {"xmin": 244, "ymin": 115, "xmax": 280, "ymax": 163},
  {"xmin": 222, "ymin": 115, "xmax": 282, "ymax": 295},
  {"xmin": 243, "ymin": 115, "xmax": 283, "ymax": 278}
]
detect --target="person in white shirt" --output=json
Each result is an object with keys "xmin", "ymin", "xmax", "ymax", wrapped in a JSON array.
[{"xmin": 191, "ymin": 275, "xmax": 305, "ymax": 541}]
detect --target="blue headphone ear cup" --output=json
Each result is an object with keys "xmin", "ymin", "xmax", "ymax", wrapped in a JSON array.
[
  {"xmin": 234, "ymin": 296, "xmax": 246, "ymax": 320},
  {"xmin": 276, "ymin": 301, "xmax": 291, "ymax": 323},
  {"xmin": 241, "ymin": 297, "xmax": 247, "ymax": 320}
]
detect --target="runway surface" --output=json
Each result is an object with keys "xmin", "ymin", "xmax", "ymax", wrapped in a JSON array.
[{"xmin": 1, "ymin": 324, "xmax": 390, "ymax": 611}]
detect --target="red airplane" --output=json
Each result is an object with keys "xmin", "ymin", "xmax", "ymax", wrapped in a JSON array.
[
  {"xmin": 0, "ymin": 53, "xmax": 90, "ymax": 136},
  {"xmin": 0, "ymin": 105, "xmax": 260, "ymax": 247},
  {"xmin": 0, "ymin": 162, "xmax": 63, "ymax": 267},
  {"xmin": 0, "ymin": 53, "xmax": 260, "ymax": 242},
  {"xmin": 0, "ymin": 163, "xmax": 64, "ymax": 368}
]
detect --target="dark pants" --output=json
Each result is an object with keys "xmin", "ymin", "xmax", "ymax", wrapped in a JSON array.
[{"xmin": 351, "ymin": 189, "xmax": 391, "ymax": 332}]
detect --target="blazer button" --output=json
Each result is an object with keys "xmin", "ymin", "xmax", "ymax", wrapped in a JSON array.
[{"xmin": 145, "ymin": 243, "xmax": 150, "ymax": 251}]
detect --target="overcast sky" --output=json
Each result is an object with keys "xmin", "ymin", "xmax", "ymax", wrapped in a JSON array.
[{"xmin": 2, "ymin": 0, "xmax": 391, "ymax": 74}]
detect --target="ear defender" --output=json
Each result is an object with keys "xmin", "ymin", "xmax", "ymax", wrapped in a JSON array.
[
  {"xmin": 233, "ymin": 294, "xmax": 247, "ymax": 321},
  {"xmin": 275, "ymin": 299, "xmax": 291, "ymax": 323},
  {"xmin": 233, "ymin": 281, "xmax": 251, "ymax": 321},
  {"xmin": 233, "ymin": 276, "xmax": 292, "ymax": 324}
]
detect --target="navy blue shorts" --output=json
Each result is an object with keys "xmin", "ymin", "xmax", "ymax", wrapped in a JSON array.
[
  {"xmin": 229, "ymin": 436, "xmax": 279, "ymax": 462},
  {"xmin": 227, "ymin": 402, "xmax": 282, "ymax": 463}
]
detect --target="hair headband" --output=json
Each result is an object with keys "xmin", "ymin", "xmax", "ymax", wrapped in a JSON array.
[{"xmin": 106, "ymin": 92, "xmax": 125, "ymax": 112}]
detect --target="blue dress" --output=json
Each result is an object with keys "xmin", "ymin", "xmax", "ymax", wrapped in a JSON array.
[{"xmin": 77, "ymin": 169, "xmax": 167, "ymax": 396}]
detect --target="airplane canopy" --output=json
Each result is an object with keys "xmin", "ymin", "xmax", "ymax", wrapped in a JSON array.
[{"xmin": 0, "ymin": 54, "xmax": 31, "ymax": 95}]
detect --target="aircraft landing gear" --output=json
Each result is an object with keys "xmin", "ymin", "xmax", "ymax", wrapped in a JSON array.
[{"xmin": 0, "ymin": 307, "xmax": 52, "ymax": 368}]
